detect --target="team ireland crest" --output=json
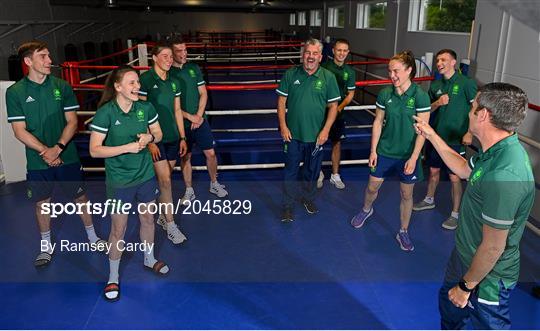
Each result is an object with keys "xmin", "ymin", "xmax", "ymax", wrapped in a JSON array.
[
  {"xmin": 406, "ymin": 98, "xmax": 415, "ymax": 108},
  {"xmin": 53, "ymin": 88, "xmax": 62, "ymax": 101},
  {"xmin": 470, "ymin": 167, "xmax": 483, "ymax": 185},
  {"xmin": 314, "ymin": 80, "xmax": 323, "ymax": 90},
  {"xmin": 137, "ymin": 109, "xmax": 144, "ymax": 122}
]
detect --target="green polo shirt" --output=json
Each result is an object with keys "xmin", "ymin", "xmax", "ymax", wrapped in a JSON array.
[
  {"xmin": 139, "ymin": 68, "xmax": 181, "ymax": 143},
  {"xmin": 429, "ymin": 72, "xmax": 477, "ymax": 148},
  {"xmin": 90, "ymin": 100, "xmax": 159, "ymax": 188},
  {"xmin": 321, "ymin": 60, "xmax": 356, "ymax": 101},
  {"xmin": 6, "ymin": 75, "xmax": 80, "ymax": 170},
  {"xmin": 276, "ymin": 66, "xmax": 341, "ymax": 143},
  {"xmin": 456, "ymin": 134, "xmax": 534, "ymax": 304},
  {"xmin": 375, "ymin": 83, "xmax": 431, "ymax": 159},
  {"xmin": 169, "ymin": 62, "xmax": 206, "ymax": 128}
]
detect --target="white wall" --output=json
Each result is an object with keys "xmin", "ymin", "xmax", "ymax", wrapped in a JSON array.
[{"xmin": 471, "ymin": 0, "xmax": 540, "ymax": 219}]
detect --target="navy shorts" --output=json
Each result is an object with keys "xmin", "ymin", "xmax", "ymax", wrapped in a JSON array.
[
  {"xmin": 370, "ymin": 154, "xmax": 421, "ymax": 184},
  {"xmin": 106, "ymin": 177, "xmax": 160, "ymax": 210},
  {"xmin": 155, "ymin": 140, "xmax": 180, "ymax": 162},
  {"xmin": 186, "ymin": 120, "xmax": 215, "ymax": 153},
  {"xmin": 26, "ymin": 162, "xmax": 86, "ymax": 202},
  {"xmin": 426, "ymin": 143, "xmax": 465, "ymax": 173},
  {"xmin": 329, "ymin": 117, "xmax": 346, "ymax": 142}
]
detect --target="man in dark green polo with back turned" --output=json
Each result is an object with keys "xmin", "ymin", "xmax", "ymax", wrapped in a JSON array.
[
  {"xmin": 6, "ymin": 41, "xmax": 105, "ymax": 267},
  {"xmin": 276, "ymin": 38, "xmax": 341, "ymax": 222},
  {"xmin": 414, "ymin": 82, "xmax": 534, "ymax": 329}
]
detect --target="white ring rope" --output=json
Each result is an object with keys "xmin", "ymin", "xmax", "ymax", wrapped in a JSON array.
[
  {"xmin": 76, "ymin": 105, "xmax": 376, "ymax": 117},
  {"xmin": 190, "ymin": 55, "xmax": 301, "ymax": 62},
  {"xmin": 82, "ymin": 159, "xmax": 368, "ymax": 173},
  {"xmin": 189, "ymin": 51, "xmax": 300, "ymax": 57},
  {"xmin": 211, "ymin": 79, "xmax": 280, "ymax": 84},
  {"xmin": 79, "ymin": 57, "xmax": 141, "ymax": 84}
]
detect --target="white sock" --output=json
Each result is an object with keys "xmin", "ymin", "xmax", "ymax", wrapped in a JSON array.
[
  {"xmin": 108, "ymin": 258, "xmax": 120, "ymax": 284},
  {"xmin": 331, "ymin": 173, "xmax": 340, "ymax": 179},
  {"xmin": 143, "ymin": 243, "xmax": 157, "ymax": 267},
  {"xmin": 400, "ymin": 228, "xmax": 407, "ymax": 233},
  {"xmin": 85, "ymin": 224, "xmax": 99, "ymax": 243},
  {"xmin": 362, "ymin": 206, "xmax": 372, "ymax": 213},
  {"xmin": 424, "ymin": 196, "xmax": 434, "ymax": 204},
  {"xmin": 451, "ymin": 211, "xmax": 459, "ymax": 219},
  {"xmin": 185, "ymin": 187, "xmax": 194, "ymax": 193},
  {"xmin": 41, "ymin": 230, "xmax": 53, "ymax": 254}
]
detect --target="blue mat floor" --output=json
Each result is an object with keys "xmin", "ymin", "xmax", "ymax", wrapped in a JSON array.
[{"xmin": 0, "ymin": 167, "xmax": 538, "ymax": 329}]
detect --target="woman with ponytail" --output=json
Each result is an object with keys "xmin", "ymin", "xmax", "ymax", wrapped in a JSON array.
[
  {"xmin": 350, "ymin": 50, "xmax": 431, "ymax": 252},
  {"xmin": 90, "ymin": 65, "xmax": 169, "ymax": 302}
]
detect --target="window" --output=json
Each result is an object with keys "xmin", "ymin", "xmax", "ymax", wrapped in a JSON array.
[
  {"xmin": 356, "ymin": 2, "xmax": 387, "ymax": 29},
  {"xmin": 298, "ymin": 11, "xmax": 307, "ymax": 26},
  {"xmin": 289, "ymin": 12, "xmax": 296, "ymax": 26},
  {"xmin": 328, "ymin": 6, "xmax": 345, "ymax": 28},
  {"xmin": 408, "ymin": 0, "xmax": 476, "ymax": 33},
  {"xmin": 310, "ymin": 10, "xmax": 322, "ymax": 27}
]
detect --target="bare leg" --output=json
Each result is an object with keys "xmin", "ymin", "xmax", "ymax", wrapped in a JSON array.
[
  {"xmin": 203, "ymin": 148, "xmax": 218, "ymax": 182},
  {"xmin": 181, "ymin": 153, "xmax": 193, "ymax": 188},
  {"xmin": 449, "ymin": 173, "xmax": 462, "ymax": 213},
  {"xmin": 426, "ymin": 167, "xmax": 440, "ymax": 199},
  {"xmin": 399, "ymin": 182, "xmax": 415, "ymax": 230},
  {"xmin": 363, "ymin": 175, "xmax": 384, "ymax": 211},
  {"xmin": 331, "ymin": 140, "xmax": 341, "ymax": 175},
  {"xmin": 154, "ymin": 160, "xmax": 174, "ymax": 223}
]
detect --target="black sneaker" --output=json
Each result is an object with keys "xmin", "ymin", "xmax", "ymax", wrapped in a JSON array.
[
  {"xmin": 281, "ymin": 209, "xmax": 294, "ymax": 222},
  {"xmin": 303, "ymin": 200, "xmax": 318, "ymax": 214}
]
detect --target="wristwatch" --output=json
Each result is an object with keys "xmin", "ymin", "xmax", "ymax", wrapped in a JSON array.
[
  {"xmin": 180, "ymin": 136, "xmax": 187, "ymax": 141},
  {"xmin": 56, "ymin": 142, "xmax": 66, "ymax": 151},
  {"xmin": 458, "ymin": 278, "xmax": 475, "ymax": 292},
  {"xmin": 150, "ymin": 134, "xmax": 155, "ymax": 143}
]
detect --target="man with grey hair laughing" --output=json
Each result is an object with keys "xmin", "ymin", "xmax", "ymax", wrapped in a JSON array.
[{"xmin": 276, "ymin": 38, "xmax": 341, "ymax": 222}]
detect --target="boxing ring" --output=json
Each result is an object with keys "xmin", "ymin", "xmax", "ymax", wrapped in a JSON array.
[
  {"xmin": 60, "ymin": 41, "xmax": 434, "ymax": 173},
  {"xmin": 0, "ymin": 37, "xmax": 538, "ymax": 330}
]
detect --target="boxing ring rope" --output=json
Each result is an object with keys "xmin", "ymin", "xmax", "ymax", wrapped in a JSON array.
[{"xmin": 64, "ymin": 45, "xmax": 540, "ymax": 237}]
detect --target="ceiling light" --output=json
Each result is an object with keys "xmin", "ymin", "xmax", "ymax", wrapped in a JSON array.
[{"xmin": 106, "ymin": 0, "xmax": 117, "ymax": 8}]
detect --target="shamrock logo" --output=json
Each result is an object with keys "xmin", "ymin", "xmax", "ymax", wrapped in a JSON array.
[
  {"xmin": 470, "ymin": 167, "xmax": 483, "ymax": 185},
  {"xmin": 53, "ymin": 88, "xmax": 62, "ymax": 101},
  {"xmin": 137, "ymin": 109, "xmax": 145, "ymax": 122}
]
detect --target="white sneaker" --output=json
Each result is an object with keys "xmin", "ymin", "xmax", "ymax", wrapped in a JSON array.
[
  {"xmin": 317, "ymin": 171, "xmax": 324, "ymax": 189},
  {"xmin": 330, "ymin": 173, "xmax": 345, "ymax": 189},
  {"xmin": 167, "ymin": 223, "xmax": 187, "ymax": 244},
  {"xmin": 156, "ymin": 214, "xmax": 167, "ymax": 230},
  {"xmin": 209, "ymin": 181, "xmax": 228, "ymax": 198},
  {"xmin": 181, "ymin": 189, "xmax": 196, "ymax": 205}
]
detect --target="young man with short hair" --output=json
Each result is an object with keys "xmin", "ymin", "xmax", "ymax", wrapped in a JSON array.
[{"xmin": 6, "ymin": 41, "xmax": 106, "ymax": 267}]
